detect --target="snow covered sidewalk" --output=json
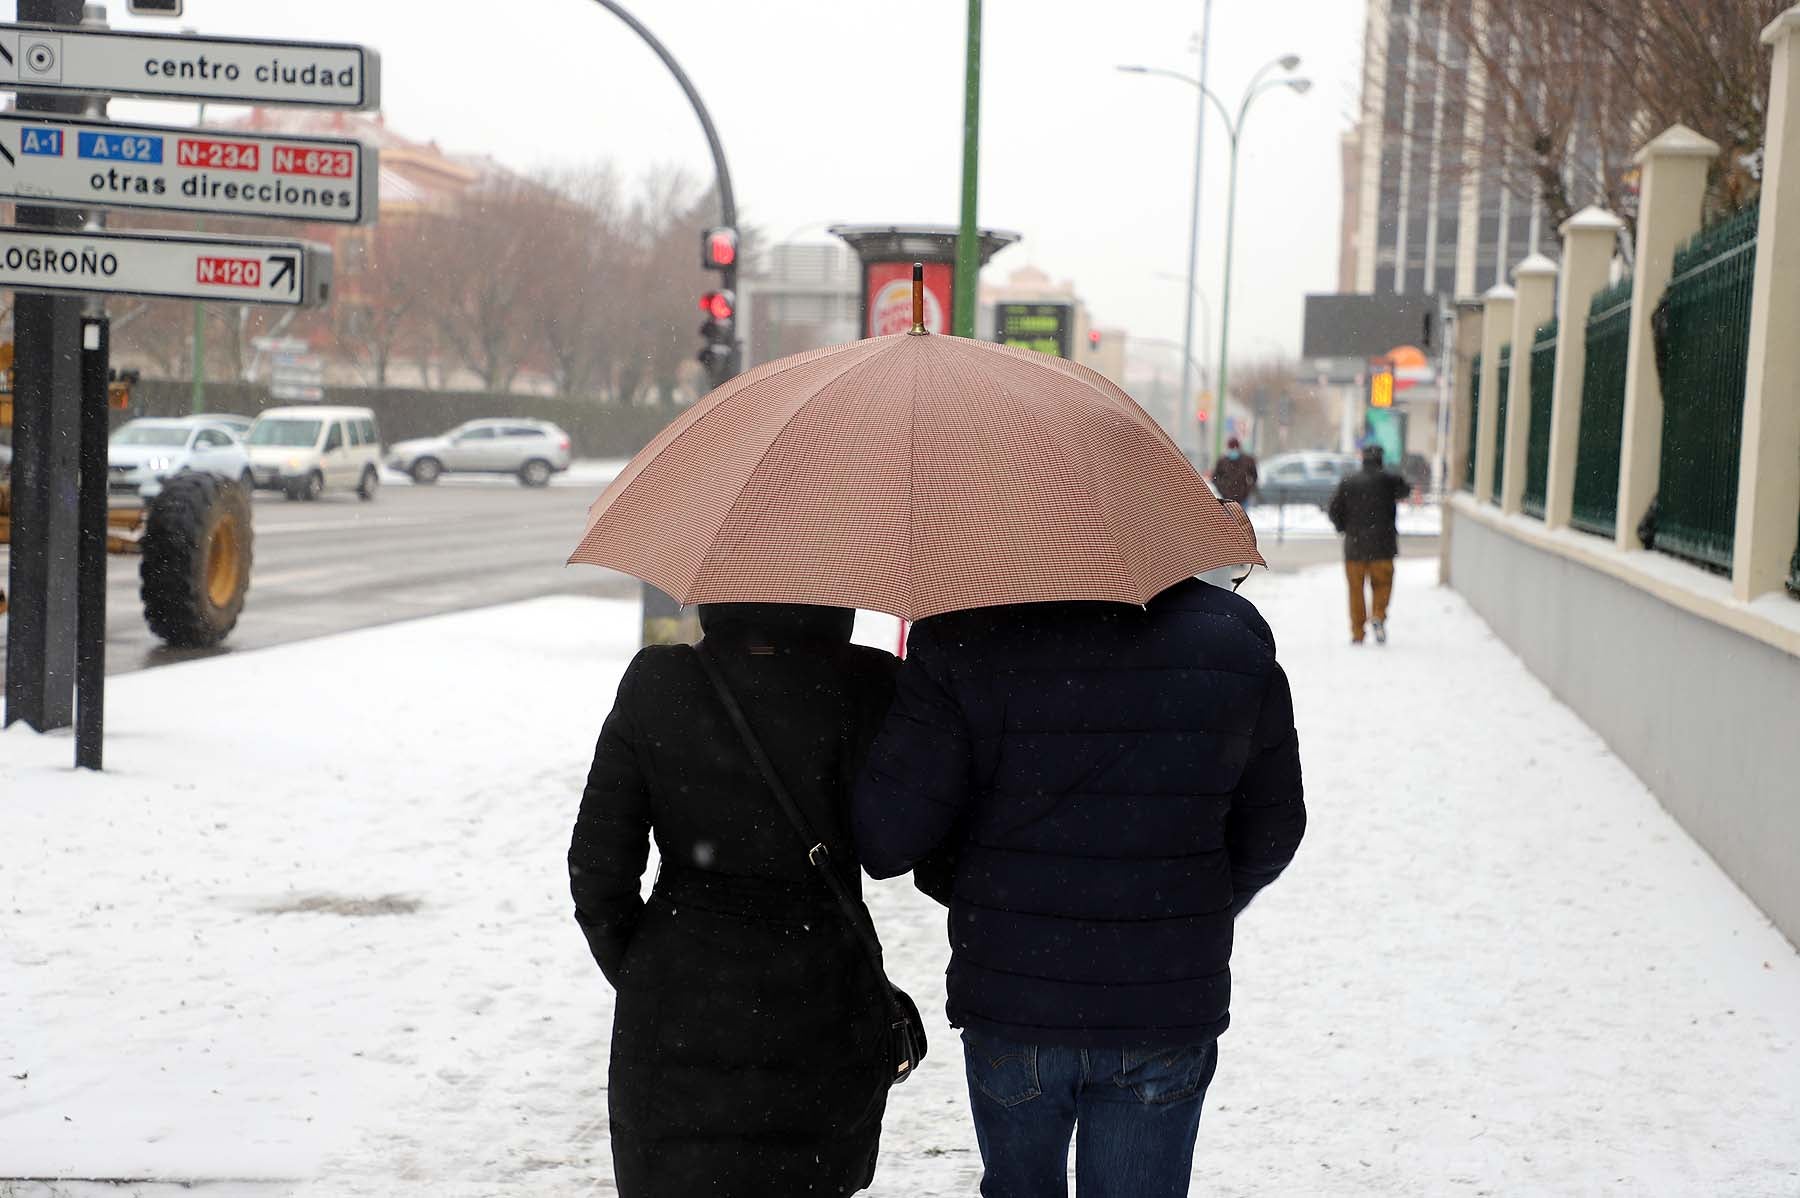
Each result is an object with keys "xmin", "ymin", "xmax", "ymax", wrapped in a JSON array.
[{"xmin": 3, "ymin": 561, "xmax": 1797, "ymax": 1196}]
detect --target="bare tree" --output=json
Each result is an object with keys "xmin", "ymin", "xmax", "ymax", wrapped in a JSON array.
[{"xmin": 332, "ymin": 220, "xmax": 432, "ymax": 387}]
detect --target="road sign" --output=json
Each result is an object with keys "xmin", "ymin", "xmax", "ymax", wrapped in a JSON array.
[
  {"xmin": 0, "ymin": 227, "xmax": 332, "ymax": 306},
  {"xmin": 0, "ymin": 23, "xmax": 379, "ymax": 110},
  {"xmin": 0, "ymin": 113, "xmax": 377, "ymax": 225}
]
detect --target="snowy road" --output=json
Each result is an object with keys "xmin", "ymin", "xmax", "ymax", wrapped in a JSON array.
[{"xmin": 3, "ymin": 561, "xmax": 1797, "ymax": 1195}]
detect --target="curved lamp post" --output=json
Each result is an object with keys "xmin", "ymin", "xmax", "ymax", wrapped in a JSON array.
[{"xmin": 1118, "ymin": 55, "xmax": 1309, "ymax": 468}]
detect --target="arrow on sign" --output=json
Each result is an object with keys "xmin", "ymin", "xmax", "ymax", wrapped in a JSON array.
[
  {"xmin": 0, "ymin": 39, "xmax": 13, "ymax": 66},
  {"xmin": 269, "ymin": 253, "xmax": 296, "ymax": 295}
]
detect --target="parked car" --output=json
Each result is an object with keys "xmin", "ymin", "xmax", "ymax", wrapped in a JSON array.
[
  {"xmin": 107, "ymin": 417, "xmax": 251, "ymax": 499},
  {"xmin": 245, "ymin": 406, "xmax": 382, "ymax": 501},
  {"xmin": 385, "ymin": 418, "xmax": 573, "ymax": 488},
  {"xmin": 1255, "ymin": 451, "xmax": 1360, "ymax": 509}
]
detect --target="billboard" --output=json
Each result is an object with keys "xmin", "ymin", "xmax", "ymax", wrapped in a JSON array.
[
  {"xmin": 993, "ymin": 302, "xmax": 1074, "ymax": 358},
  {"xmin": 865, "ymin": 260, "xmax": 952, "ymax": 337},
  {"xmin": 1302, "ymin": 293, "xmax": 1441, "ymax": 360}
]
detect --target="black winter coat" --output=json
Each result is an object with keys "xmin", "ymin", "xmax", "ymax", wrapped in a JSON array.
[
  {"xmin": 853, "ymin": 578, "xmax": 1305, "ymax": 1050},
  {"xmin": 1327, "ymin": 464, "xmax": 1412, "ymax": 560},
  {"xmin": 570, "ymin": 610, "xmax": 897, "ymax": 1198}
]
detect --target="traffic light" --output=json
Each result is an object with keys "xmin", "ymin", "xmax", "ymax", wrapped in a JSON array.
[
  {"xmin": 1088, "ymin": 329, "xmax": 1102, "ymax": 351},
  {"xmin": 697, "ymin": 289, "xmax": 738, "ymax": 390},
  {"xmin": 701, "ymin": 227, "xmax": 738, "ymax": 271}
]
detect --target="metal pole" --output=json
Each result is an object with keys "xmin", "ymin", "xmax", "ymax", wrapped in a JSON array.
[
  {"xmin": 76, "ymin": 316, "xmax": 109, "ymax": 770},
  {"xmin": 1214, "ymin": 128, "xmax": 1241, "ymax": 470},
  {"xmin": 954, "ymin": 0, "xmax": 982, "ymax": 338},
  {"xmin": 585, "ymin": 0, "xmax": 738, "ymax": 646},
  {"xmin": 5, "ymin": 0, "xmax": 88, "ymax": 733},
  {"xmin": 191, "ymin": 99, "xmax": 207, "ymax": 414},
  {"xmin": 1180, "ymin": 0, "xmax": 1214, "ymax": 456}
]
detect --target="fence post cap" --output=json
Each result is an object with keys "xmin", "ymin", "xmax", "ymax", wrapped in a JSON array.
[
  {"xmin": 1513, "ymin": 253, "xmax": 1559, "ymax": 280},
  {"xmin": 1634, "ymin": 124, "xmax": 1722, "ymax": 165},
  {"xmin": 1765, "ymin": 5, "xmax": 1800, "ymax": 45},
  {"xmin": 1482, "ymin": 283, "xmax": 1516, "ymax": 303},
  {"xmin": 1560, "ymin": 206, "xmax": 1625, "ymax": 237}
]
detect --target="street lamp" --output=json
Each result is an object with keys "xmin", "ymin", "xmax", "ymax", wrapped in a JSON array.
[{"xmin": 1118, "ymin": 54, "xmax": 1309, "ymax": 469}]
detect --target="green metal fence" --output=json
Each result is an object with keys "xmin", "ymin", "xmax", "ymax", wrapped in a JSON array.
[
  {"xmin": 1651, "ymin": 203, "xmax": 1760, "ymax": 574},
  {"xmin": 1569, "ymin": 276, "xmax": 1635, "ymax": 538},
  {"xmin": 1790, "ymin": 506, "xmax": 1800, "ymax": 597},
  {"xmin": 1492, "ymin": 345, "xmax": 1512, "ymax": 504},
  {"xmin": 1465, "ymin": 352, "xmax": 1481, "ymax": 491},
  {"xmin": 1522, "ymin": 321, "xmax": 1558, "ymax": 519}
]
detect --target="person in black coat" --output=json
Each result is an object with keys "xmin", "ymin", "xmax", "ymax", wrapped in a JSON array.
[
  {"xmin": 1327, "ymin": 445, "xmax": 1413, "ymax": 644},
  {"xmin": 569, "ymin": 603, "xmax": 897, "ymax": 1197},
  {"xmin": 853, "ymin": 578, "xmax": 1305, "ymax": 1197}
]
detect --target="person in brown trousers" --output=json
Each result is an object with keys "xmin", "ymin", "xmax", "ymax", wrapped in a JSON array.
[{"xmin": 1327, "ymin": 445, "xmax": 1411, "ymax": 644}]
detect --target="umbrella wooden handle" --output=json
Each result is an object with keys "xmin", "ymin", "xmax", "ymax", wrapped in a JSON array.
[{"xmin": 909, "ymin": 262, "xmax": 926, "ymax": 335}]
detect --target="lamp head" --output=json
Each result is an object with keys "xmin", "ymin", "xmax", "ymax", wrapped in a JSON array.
[
  {"xmin": 1287, "ymin": 77, "xmax": 1314, "ymax": 95},
  {"xmin": 1278, "ymin": 54, "xmax": 1302, "ymax": 71},
  {"xmin": 1116, "ymin": 64, "xmax": 1149, "ymax": 74}
]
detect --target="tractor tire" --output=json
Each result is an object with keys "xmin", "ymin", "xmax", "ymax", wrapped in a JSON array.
[{"xmin": 140, "ymin": 473, "xmax": 253, "ymax": 649}]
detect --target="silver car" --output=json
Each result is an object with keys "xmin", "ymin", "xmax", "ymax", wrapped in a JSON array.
[
  {"xmin": 108, "ymin": 417, "xmax": 252, "ymax": 498},
  {"xmin": 385, "ymin": 418, "xmax": 574, "ymax": 487}
]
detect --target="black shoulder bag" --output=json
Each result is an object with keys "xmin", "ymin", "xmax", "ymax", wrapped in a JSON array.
[{"xmin": 694, "ymin": 644, "xmax": 926, "ymax": 1087}]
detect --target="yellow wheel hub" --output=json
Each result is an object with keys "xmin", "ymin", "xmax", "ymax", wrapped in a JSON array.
[{"xmin": 206, "ymin": 515, "xmax": 241, "ymax": 609}]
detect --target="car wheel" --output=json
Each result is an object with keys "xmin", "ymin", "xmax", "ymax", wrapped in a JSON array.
[
  {"xmin": 303, "ymin": 470, "xmax": 325, "ymax": 502},
  {"xmin": 240, "ymin": 469, "xmax": 255, "ymax": 490},
  {"xmin": 283, "ymin": 482, "xmax": 302, "ymax": 501},
  {"xmin": 519, "ymin": 458, "xmax": 552, "ymax": 488},
  {"xmin": 410, "ymin": 457, "xmax": 442, "ymax": 485},
  {"xmin": 357, "ymin": 466, "xmax": 379, "ymax": 501}
]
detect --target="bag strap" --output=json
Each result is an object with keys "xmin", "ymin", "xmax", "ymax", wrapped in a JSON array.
[{"xmin": 694, "ymin": 643, "xmax": 905, "ymax": 1022}]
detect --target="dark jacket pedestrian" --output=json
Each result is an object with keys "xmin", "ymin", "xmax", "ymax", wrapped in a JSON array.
[
  {"xmin": 853, "ymin": 579, "xmax": 1304, "ymax": 1193},
  {"xmin": 570, "ymin": 604, "xmax": 897, "ymax": 1198},
  {"xmin": 1211, "ymin": 438, "xmax": 1259, "ymax": 504},
  {"xmin": 1327, "ymin": 446, "xmax": 1412, "ymax": 644}
]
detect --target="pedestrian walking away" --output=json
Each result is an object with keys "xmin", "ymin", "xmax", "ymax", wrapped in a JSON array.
[
  {"xmin": 853, "ymin": 576, "xmax": 1306, "ymax": 1198},
  {"xmin": 1328, "ymin": 444, "xmax": 1412, "ymax": 645},
  {"xmin": 1211, "ymin": 436, "xmax": 1259, "ymax": 505},
  {"xmin": 568, "ymin": 603, "xmax": 898, "ymax": 1197}
]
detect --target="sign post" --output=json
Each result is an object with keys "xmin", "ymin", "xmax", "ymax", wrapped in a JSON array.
[{"xmin": 2, "ymin": 3, "xmax": 374, "ymax": 763}]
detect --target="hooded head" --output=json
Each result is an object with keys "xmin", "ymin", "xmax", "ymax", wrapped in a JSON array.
[
  {"xmin": 1362, "ymin": 444, "xmax": 1386, "ymax": 471},
  {"xmin": 1225, "ymin": 436, "xmax": 1242, "ymax": 461},
  {"xmin": 697, "ymin": 602, "xmax": 855, "ymax": 648}
]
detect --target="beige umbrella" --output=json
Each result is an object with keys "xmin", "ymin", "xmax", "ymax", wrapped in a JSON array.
[{"xmin": 570, "ymin": 275, "xmax": 1261, "ymax": 621}]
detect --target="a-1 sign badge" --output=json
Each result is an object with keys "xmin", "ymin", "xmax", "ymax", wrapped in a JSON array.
[
  {"xmin": 0, "ymin": 228, "xmax": 332, "ymax": 307},
  {"xmin": 0, "ymin": 113, "xmax": 377, "ymax": 225},
  {"xmin": 0, "ymin": 23, "xmax": 379, "ymax": 110}
]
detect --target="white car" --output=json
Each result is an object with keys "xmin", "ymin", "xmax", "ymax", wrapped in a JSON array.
[
  {"xmin": 245, "ymin": 406, "xmax": 383, "ymax": 501},
  {"xmin": 386, "ymin": 418, "xmax": 573, "ymax": 487},
  {"xmin": 108, "ymin": 417, "xmax": 251, "ymax": 499}
]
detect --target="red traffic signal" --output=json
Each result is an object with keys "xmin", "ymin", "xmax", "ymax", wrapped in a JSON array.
[
  {"xmin": 1088, "ymin": 330, "xmax": 1102, "ymax": 348},
  {"xmin": 702, "ymin": 227, "xmax": 738, "ymax": 271},
  {"xmin": 699, "ymin": 290, "xmax": 736, "ymax": 321}
]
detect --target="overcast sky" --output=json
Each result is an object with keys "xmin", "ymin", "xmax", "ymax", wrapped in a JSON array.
[{"xmin": 21, "ymin": 0, "xmax": 1367, "ymax": 367}]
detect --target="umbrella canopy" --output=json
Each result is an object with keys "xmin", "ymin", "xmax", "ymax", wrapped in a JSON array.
[{"xmin": 570, "ymin": 331, "xmax": 1262, "ymax": 621}]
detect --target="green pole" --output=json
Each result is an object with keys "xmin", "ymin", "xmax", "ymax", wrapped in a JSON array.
[
  {"xmin": 954, "ymin": 0, "xmax": 982, "ymax": 338},
  {"xmin": 1213, "ymin": 132, "xmax": 1240, "ymax": 468}
]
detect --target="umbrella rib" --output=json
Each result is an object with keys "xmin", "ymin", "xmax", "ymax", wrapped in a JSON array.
[{"xmin": 941, "ymin": 337, "xmax": 1143, "ymax": 598}]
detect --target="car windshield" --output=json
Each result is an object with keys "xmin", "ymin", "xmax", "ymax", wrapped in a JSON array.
[
  {"xmin": 248, "ymin": 419, "xmax": 323, "ymax": 448},
  {"xmin": 110, "ymin": 425, "xmax": 189, "ymax": 447}
]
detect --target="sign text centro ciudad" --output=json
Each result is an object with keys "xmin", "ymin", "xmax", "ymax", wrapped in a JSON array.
[{"xmin": 0, "ymin": 23, "xmax": 379, "ymax": 109}]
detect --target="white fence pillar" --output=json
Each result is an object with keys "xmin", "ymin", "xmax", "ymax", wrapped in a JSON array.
[
  {"xmin": 1449, "ymin": 298, "xmax": 1484, "ymax": 491},
  {"xmin": 1545, "ymin": 208, "xmax": 1624, "ymax": 531},
  {"xmin": 1614, "ymin": 125, "xmax": 1720, "ymax": 551},
  {"xmin": 1503, "ymin": 254, "xmax": 1558, "ymax": 514},
  {"xmin": 1733, "ymin": 6, "xmax": 1800, "ymax": 601},
  {"xmin": 1474, "ymin": 284, "xmax": 1514, "ymax": 503}
]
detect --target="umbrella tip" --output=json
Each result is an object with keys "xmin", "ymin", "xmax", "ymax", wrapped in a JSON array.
[{"xmin": 909, "ymin": 262, "xmax": 927, "ymax": 335}]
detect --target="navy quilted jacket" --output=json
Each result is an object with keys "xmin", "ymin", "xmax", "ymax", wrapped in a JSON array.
[{"xmin": 853, "ymin": 577, "xmax": 1305, "ymax": 1049}]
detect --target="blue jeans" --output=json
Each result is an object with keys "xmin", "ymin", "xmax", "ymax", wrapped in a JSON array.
[{"xmin": 961, "ymin": 1028, "xmax": 1219, "ymax": 1198}]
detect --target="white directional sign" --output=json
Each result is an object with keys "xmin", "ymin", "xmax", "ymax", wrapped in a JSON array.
[
  {"xmin": 0, "ymin": 114, "xmax": 378, "ymax": 224},
  {"xmin": 0, "ymin": 23, "xmax": 379, "ymax": 109},
  {"xmin": 0, "ymin": 227, "xmax": 333, "ymax": 307}
]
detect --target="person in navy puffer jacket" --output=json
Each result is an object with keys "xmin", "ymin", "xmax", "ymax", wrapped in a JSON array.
[{"xmin": 854, "ymin": 576, "xmax": 1305, "ymax": 1198}]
